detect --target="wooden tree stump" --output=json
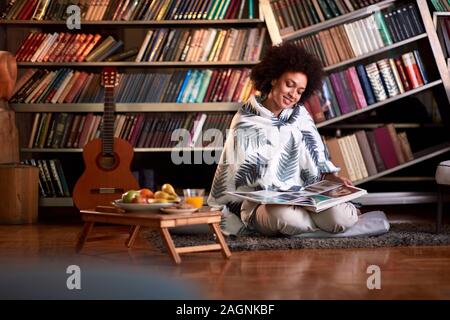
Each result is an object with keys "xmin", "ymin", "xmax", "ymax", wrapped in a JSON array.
[
  {"xmin": 0, "ymin": 106, "xmax": 19, "ymax": 164},
  {"xmin": 0, "ymin": 164, "xmax": 39, "ymax": 224},
  {"xmin": 0, "ymin": 51, "xmax": 19, "ymax": 164}
]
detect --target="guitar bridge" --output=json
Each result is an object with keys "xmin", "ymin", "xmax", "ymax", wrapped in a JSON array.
[{"xmin": 91, "ymin": 188, "xmax": 124, "ymax": 194}]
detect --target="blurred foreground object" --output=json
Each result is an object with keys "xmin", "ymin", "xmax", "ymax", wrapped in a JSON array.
[{"xmin": 0, "ymin": 51, "xmax": 19, "ymax": 163}]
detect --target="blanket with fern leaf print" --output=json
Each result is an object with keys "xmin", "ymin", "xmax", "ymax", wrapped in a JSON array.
[{"xmin": 207, "ymin": 95, "xmax": 340, "ymax": 226}]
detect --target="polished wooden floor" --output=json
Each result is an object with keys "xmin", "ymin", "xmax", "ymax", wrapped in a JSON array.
[{"xmin": 1, "ymin": 205, "xmax": 450, "ymax": 300}]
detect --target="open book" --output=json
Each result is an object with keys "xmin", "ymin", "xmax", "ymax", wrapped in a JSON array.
[{"xmin": 226, "ymin": 180, "xmax": 367, "ymax": 213}]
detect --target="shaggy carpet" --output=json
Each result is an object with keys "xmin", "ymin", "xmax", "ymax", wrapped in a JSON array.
[{"xmin": 143, "ymin": 223, "xmax": 450, "ymax": 251}]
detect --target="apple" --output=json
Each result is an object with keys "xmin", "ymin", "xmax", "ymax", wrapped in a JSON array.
[
  {"xmin": 132, "ymin": 195, "xmax": 147, "ymax": 204},
  {"xmin": 122, "ymin": 190, "xmax": 140, "ymax": 203}
]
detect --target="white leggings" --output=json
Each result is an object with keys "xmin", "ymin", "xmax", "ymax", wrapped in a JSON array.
[{"xmin": 245, "ymin": 202, "xmax": 359, "ymax": 236}]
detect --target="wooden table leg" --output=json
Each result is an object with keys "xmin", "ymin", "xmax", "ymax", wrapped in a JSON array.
[
  {"xmin": 76, "ymin": 221, "xmax": 94, "ymax": 253},
  {"xmin": 126, "ymin": 225, "xmax": 141, "ymax": 248},
  {"xmin": 159, "ymin": 227, "xmax": 181, "ymax": 264},
  {"xmin": 210, "ymin": 223, "xmax": 231, "ymax": 259}
]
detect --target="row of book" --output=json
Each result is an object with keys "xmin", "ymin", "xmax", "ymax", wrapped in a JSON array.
[
  {"xmin": 15, "ymin": 32, "xmax": 125, "ymax": 63},
  {"xmin": 2, "ymin": 0, "xmax": 256, "ymax": 21},
  {"xmin": 21, "ymin": 159, "xmax": 70, "ymax": 198},
  {"xmin": 430, "ymin": 0, "xmax": 450, "ymax": 11},
  {"xmin": 15, "ymin": 27, "xmax": 266, "ymax": 63},
  {"xmin": 324, "ymin": 124, "xmax": 414, "ymax": 182},
  {"xmin": 11, "ymin": 68, "xmax": 255, "ymax": 104},
  {"xmin": 270, "ymin": 0, "xmax": 384, "ymax": 33},
  {"xmin": 436, "ymin": 17, "xmax": 450, "ymax": 59},
  {"xmin": 135, "ymin": 28, "xmax": 266, "ymax": 62},
  {"xmin": 26, "ymin": 112, "xmax": 234, "ymax": 149},
  {"xmin": 294, "ymin": 4, "xmax": 424, "ymax": 67},
  {"xmin": 304, "ymin": 50, "xmax": 429, "ymax": 123}
]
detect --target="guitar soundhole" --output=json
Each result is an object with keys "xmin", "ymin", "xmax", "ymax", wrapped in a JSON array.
[{"xmin": 96, "ymin": 153, "xmax": 120, "ymax": 171}]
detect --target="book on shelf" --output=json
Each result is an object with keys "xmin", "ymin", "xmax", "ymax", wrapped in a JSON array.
[
  {"xmin": 429, "ymin": 0, "xmax": 450, "ymax": 12},
  {"xmin": 397, "ymin": 131, "xmax": 414, "ymax": 161},
  {"xmin": 105, "ymin": 48, "xmax": 138, "ymax": 62},
  {"xmin": 323, "ymin": 125, "xmax": 414, "ymax": 182},
  {"xmin": 2, "ymin": 0, "xmax": 258, "ymax": 21},
  {"xmin": 11, "ymin": 67, "xmax": 254, "ymax": 104},
  {"xmin": 269, "ymin": 0, "xmax": 390, "ymax": 33},
  {"xmin": 325, "ymin": 137, "xmax": 350, "ymax": 180},
  {"xmin": 293, "ymin": 3, "xmax": 424, "ymax": 68},
  {"xmin": 22, "ymin": 158, "xmax": 70, "ymax": 197},
  {"xmin": 301, "ymin": 49, "xmax": 430, "ymax": 123},
  {"xmin": 23, "ymin": 112, "xmax": 234, "ymax": 149},
  {"xmin": 226, "ymin": 180, "xmax": 367, "ymax": 213}
]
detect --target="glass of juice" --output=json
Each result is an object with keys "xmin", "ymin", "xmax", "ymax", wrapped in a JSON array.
[{"xmin": 183, "ymin": 189, "xmax": 205, "ymax": 208}]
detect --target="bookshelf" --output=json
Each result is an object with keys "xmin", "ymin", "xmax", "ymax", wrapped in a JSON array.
[
  {"xmin": 2, "ymin": 0, "xmax": 450, "ymax": 207},
  {"xmin": 0, "ymin": 19, "xmax": 264, "ymax": 26},
  {"xmin": 261, "ymin": 0, "xmax": 399, "ymax": 44},
  {"xmin": 0, "ymin": 0, "xmax": 266, "ymax": 206},
  {"xmin": 15, "ymin": 61, "xmax": 259, "ymax": 67},
  {"xmin": 433, "ymin": 11, "xmax": 450, "ymax": 70},
  {"xmin": 11, "ymin": 102, "xmax": 242, "ymax": 112},
  {"xmin": 261, "ymin": 0, "xmax": 450, "ymax": 204},
  {"xmin": 21, "ymin": 147, "xmax": 224, "ymax": 153},
  {"xmin": 316, "ymin": 79, "xmax": 444, "ymax": 127},
  {"xmin": 322, "ymin": 33, "xmax": 428, "ymax": 72}
]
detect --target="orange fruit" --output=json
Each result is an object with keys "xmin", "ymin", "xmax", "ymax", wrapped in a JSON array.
[{"xmin": 139, "ymin": 188, "xmax": 154, "ymax": 199}]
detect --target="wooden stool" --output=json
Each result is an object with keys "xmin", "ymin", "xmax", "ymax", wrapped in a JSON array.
[
  {"xmin": 0, "ymin": 164, "xmax": 39, "ymax": 224},
  {"xmin": 0, "ymin": 51, "xmax": 19, "ymax": 164},
  {"xmin": 77, "ymin": 206, "xmax": 231, "ymax": 264},
  {"xmin": 0, "ymin": 109, "xmax": 19, "ymax": 164},
  {"xmin": 436, "ymin": 161, "xmax": 450, "ymax": 233}
]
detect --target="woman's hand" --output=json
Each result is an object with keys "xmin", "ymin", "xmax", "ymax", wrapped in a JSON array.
[{"xmin": 323, "ymin": 172, "xmax": 353, "ymax": 187}]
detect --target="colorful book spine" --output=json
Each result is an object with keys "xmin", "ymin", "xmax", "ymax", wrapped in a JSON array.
[
  {"xmin": 365, "ymin": 63, "xmax": 388, "ymax": 102},
  {"xmin": 377, "ymin": 59, "xmax": 400, "ymax": 98}
]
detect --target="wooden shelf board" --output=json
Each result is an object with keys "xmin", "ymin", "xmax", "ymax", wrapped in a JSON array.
[
  {"xmin": 17, "ymin": 61, "xmax": 258, "ymax": 67},
  {"xmin": 0, "ymin": 19, "xmax": 264, "ymax": 25},
  {"xmin": 21, "ymin": 147, "xmax": 224, "ymax": 153},
  {"xmin": 433, "ymin": 12, "xmax": 450, "ymax": 19},
  {"xmin": 22, "ymin": 148, "xmax": 83, "ymax": 153},
  {"xmin": 432, "ymin": 12, "xmax": 450, "ymax": 27},
  {"xmin": 39, "ymin": 197, "xmax": 73, "ymax": 207},
  {"xmin": 281, "ymin": 0, "xmax": 397, "ymax": 41},
  {"xmin": 11, "ymin": 103, "xmax": 241, "ymax": 113},
  {"xmin": 374, "ymin": 177, "xmax": 435, "ymax": 182},
  {"xmin": 354, "ymin": 143, "xmax": 450, "ymax": 185},
  {"xmin": 316, "ymin": 80, "xmax": 444, "ymax": 128},
  {"xmin": 358, "ymin": 192, "xmax": 437, "ymax": 205},
  {"xmin": 323, "ymin": 123, "xmax": 444, "ymax": 129}
]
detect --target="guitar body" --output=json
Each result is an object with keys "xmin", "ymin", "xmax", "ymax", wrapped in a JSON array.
[{"xmin": 73, "ymin": 138, "xmax": 138, "ymax": 210}]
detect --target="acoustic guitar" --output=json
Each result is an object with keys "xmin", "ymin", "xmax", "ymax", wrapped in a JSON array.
[{"xmin": 73, "ymin": 67, "xmax": 138, "ymax": 210}]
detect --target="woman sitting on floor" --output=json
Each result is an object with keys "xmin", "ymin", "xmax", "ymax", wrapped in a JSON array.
[{"xmin": 207, "ymin": 42, "xmax": 358, "ymax": 236}]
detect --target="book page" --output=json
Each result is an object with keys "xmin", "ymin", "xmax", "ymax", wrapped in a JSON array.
[{"xmin": 226, "ymin": 180, "xmax": 367, "ymax": 211}]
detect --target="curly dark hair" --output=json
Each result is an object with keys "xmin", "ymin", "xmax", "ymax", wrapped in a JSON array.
[{"xmin": 250, "ymin": 42, "xmax": 325, "ymax": 103}]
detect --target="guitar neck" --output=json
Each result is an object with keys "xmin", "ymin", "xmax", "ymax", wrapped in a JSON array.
[{"xmin": 102, "ymin": 86, "xmax": 115, "ymax": 155}]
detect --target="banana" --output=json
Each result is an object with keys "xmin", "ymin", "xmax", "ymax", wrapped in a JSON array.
[
  {"xmin": 161, "ymin": 183, "xmax": 177, "ymax": 196},
  {"xmin": 153, "ymin": 198, "xmax": 170, "ymax": 203},
  {"xmin": 154, "ymin": 191, "xmax": 170, "ymax": 199}
]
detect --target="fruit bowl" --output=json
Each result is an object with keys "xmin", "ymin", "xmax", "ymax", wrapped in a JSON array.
[{"xmin": 112, "ymin": 199, "xmax": 176, "ymax": 212}]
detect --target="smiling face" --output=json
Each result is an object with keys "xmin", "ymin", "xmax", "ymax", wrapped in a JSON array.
[{"xmin": 267, "ymin": 71, "xmax": 308, "ymax": 114}]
